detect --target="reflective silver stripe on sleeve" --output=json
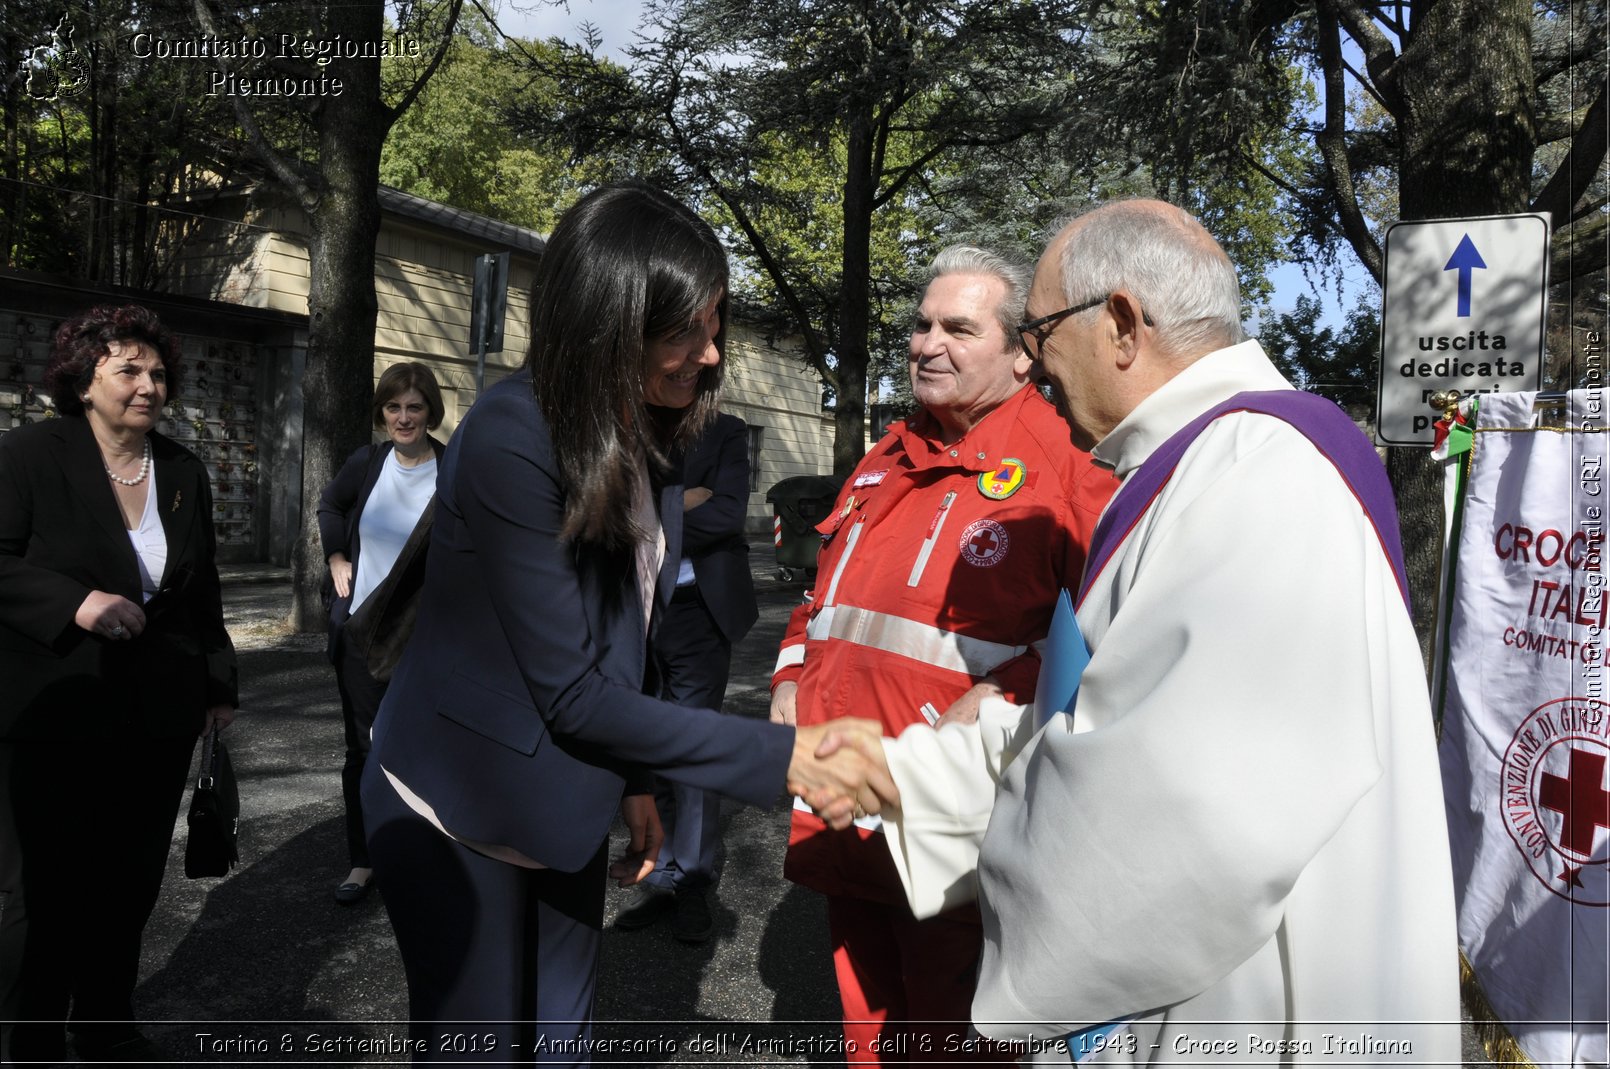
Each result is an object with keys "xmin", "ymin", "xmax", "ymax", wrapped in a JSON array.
[
  {"xmin": 822, "ymin": 603, "xmax": 1027, "ymax": 677},
  {"xmin": 774, "ymin": 645, "xmax": 806, "ymax": 675}
]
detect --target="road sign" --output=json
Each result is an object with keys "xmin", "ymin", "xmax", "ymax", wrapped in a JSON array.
[
  {"xmin": 1376, "ymin": 213, "xmax": 1550, "ymax": 446},
  {"xmin": 470, "ymin": 251, "xmax": 511, "ymax": 396}
]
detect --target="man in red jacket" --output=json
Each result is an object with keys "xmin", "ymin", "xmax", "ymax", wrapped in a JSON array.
[{"xmin": 771, "ymin": 246, "xmax": 1117, "ymax": 1064}]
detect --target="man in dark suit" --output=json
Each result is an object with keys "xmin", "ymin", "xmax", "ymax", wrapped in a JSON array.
[{"xmin": 616, "ymin": 410, "xmax": 758, "ymax": 943}]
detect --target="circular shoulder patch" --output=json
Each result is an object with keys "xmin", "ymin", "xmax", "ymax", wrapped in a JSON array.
[
  {"xmin": 959, "ymin": 517, "xmax": 1010, "ymax": 567},
  {"xmin": 978, "ymin": 457, "xmax": 1027, "ymax": 500}
]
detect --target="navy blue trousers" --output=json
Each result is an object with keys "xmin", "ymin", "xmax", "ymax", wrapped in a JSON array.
[{"xmin": 362, "ymin": 764, "xmax": 607, "ymax": 1066}]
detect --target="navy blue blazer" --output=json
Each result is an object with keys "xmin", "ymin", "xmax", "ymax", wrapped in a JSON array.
[
  {"xmin": 0, "ymin": 415, "xmax": 237, "ymax": 741},
  {"xmin": 678, "ymin": 412, "xmax": 759, "ymax": 645},
  {"xmin": 369, "ymin": 374, "xmax": 794, "ymax": 871}
]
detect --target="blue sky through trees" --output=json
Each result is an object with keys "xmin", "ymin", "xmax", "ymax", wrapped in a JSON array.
[{"xmin": 492, "ymin": 0, "xmax": 1373, "ymax": 331}]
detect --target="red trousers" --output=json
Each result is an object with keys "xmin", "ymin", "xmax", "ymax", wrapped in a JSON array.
[{"xmin": 827, "ymin": 895, "xmax": 1017, "ymax": 1066}]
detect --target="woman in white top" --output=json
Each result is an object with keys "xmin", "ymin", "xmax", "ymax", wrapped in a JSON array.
[
  {"xmin": 0, "ymin": 304, "xmax": 237, "ymax": 1063},
  {"xmin": 316, "ymin": 362, "xmax": 445, "ymax": 904}
]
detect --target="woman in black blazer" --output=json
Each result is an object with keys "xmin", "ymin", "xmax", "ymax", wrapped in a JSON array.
[
  {"xmin": 360, "ymin": 183, "xmax": 887, "ymax": 1063},
  {"xmin": 0, "ymin": 305, "xmax": 237, "ymax": 1064},
  {"xmin": 316, "ymin": 361, "xmax": 446, "ymax": 905}
]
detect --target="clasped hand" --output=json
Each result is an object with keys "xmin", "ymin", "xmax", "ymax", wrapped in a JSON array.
[{"xmin": 786, "ymin": 718, "xmax": 900, "ymax": 830}]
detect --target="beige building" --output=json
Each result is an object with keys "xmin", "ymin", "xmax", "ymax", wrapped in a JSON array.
[
  {"xmin": 1, "ymin": 186, "xmax": 837, "ymax": 561},
  {"xmin": 165, "ymin": 184, "xmax": 837, "ymax": 535}
]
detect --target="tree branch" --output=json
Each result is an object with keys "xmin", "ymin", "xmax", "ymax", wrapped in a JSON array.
[
  {"xmin": 1339, "ymin": 57, "xmax": 1391, "ymax": 112},
  {"xmin": 1323, "ymin": 0, "xmax": 1402, "ymax": 109},
  {"xmin": 1241, "ymin": 151, "xmax": 1309, "ymax": 199},
  {"xmin": 190, "ymin": 0, "xmax": 317, "ymax": 211},
  {"xmin": 1315, "ymin": 8, "xmax": 1384, "ymax": 281},
  {"xmin": 1531, "ymin": 69, "xmax": 1609, "ymax": 223},
  {"xmin": 1534, "ymin": 20, "xmax": 1607, "ymax": 85},
  {"xmin": 875, "ymin": 139, "xmax": 952, "ymax": 208},
  {"xmin": 657, "ymin": 101, "xmax": 837, "ymax": 387},
  {"xmin": 1551, "ymin": 209, "xmax": 1609, "ymax": 284},
  {"xmin": 1536, "ymin": 104, "xmax": 1592, "ymax": 145},
  {"xmin": 386, "ymin": 0, "xmax": 465, "ymax": 121},
  {"xmin": 1366, "ymin": 1, "xmax": 1408, "ymax": 37},
  {"xmin": 1570, "ymin": 193, "xmax": 1608, "ymax": 221}
]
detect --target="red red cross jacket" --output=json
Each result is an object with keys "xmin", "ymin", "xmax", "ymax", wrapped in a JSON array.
[{"xmin": 774, "ymin": 386, "xmax": 1118, "ymax": 903}]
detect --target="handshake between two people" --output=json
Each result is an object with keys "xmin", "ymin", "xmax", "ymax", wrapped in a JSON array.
[
  {"xmin": 786, "ymin": 718, "xmax": 899, "ymax": 830},
  {"xmin": 610, "ymin": 714, "xmax": 901, "ymax": 887},
  {"xmin": 769, "ymin": 679, "xmax": 901, "ymax": 828}
]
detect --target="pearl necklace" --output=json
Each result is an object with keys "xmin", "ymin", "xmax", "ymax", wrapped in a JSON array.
[{"xmin": 106, "ymin": 438, "xmax": 152, "ymax": 487}]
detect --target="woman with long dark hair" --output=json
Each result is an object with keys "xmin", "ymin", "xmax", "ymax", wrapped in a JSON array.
[{"xmin": 360, "ymin": 182, "xmax": 883, "ymax": 1063}]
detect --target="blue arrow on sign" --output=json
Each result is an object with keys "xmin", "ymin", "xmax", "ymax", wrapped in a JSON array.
[{"xmin": 1444, "ymin": 234, "xmax": 1486, "ymax": 318}]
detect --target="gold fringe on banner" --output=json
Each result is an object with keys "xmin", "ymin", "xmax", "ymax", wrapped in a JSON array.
[{"xmin": 1461, "ymin": 953, "xmax": 1538, "ymax": 1067}]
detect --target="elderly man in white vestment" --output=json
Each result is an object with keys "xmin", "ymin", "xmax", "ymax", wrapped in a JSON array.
[{"xmin": 837, "ymin": 200, "xmax": 1462, "ymax": 1063}]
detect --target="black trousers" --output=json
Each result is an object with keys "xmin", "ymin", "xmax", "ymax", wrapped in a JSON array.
[
  {"xmin": 643, "ymin": 588, "xmax": 733, "ymax": 894},
  {"xmin": 362, "ymin": 764, "xmax": 608, "ymax": 1066},
  {"xmin": 333, "ymin": 620, "xmax": 388, "ymax": 869},
  {"xmin": 2, "ymin": 735, "xmax": 195, "ymax": 1061}
]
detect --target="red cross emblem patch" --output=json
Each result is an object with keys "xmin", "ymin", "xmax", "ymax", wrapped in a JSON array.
[
  {"xmin": 1500, "ymin": 697, "xmax": 1610, "ymax": 905},
  {"xmin": 959, "ymin": 518, "xmax": 1010, "ymax": 568}
]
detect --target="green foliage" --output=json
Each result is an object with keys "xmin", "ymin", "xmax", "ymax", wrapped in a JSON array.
[
  {"xmin": 521, "ymin": 0, "xmax": 1099, "ymax": 469},
  {"xmin": 1256, "ymin": 292, "xmax": 1381, "ymax": 413},
  {"xmin": 2, "ymin": 0, "xmax": 238, "ymax": 282},
  {"xmin": 380, "ymin": 27, "xmax": 611, "ymax": 231},
  {"xmin": 1066, "ymin": 0, "xmax": 1314, "ymax": 304}
]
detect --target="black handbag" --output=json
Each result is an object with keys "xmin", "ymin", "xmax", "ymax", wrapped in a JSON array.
[{"xmin": 184, "ymin": 730, "xmax": 239, "ymax": 878}]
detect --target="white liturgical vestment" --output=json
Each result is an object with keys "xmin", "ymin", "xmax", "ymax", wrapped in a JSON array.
[{"xmin": 878, "ymin": 342, "xmax": 1461, "ymax": 1064}]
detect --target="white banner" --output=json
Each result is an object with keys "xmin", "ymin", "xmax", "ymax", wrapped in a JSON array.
[{"xmin": 1439, "ymin": 388, "xmax": 1610, "ymax": 1067}]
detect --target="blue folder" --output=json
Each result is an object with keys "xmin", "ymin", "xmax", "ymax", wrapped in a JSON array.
[{"xmin": 1033, "ymin": 590, "xmax": 1090, "ymax": 728}]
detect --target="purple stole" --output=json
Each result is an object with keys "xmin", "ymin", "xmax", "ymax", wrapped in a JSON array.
[{"xmin": 1075, "ymin": 390, "xmax": 1411, "ymax": 612}]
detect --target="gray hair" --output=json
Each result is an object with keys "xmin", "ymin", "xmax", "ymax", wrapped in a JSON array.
[
  {"xmin": 929, "ymin": 245, "xmax": 1034, "ymax": 351},
  {"xmin": 1054, "ymin": 201, "xmax": 1246, "ymax": 355}
]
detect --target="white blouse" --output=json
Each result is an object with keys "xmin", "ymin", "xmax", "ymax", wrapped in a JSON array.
[{"xmin": 126, "ymin": 463, "xmax": 166, "ymax": 603}]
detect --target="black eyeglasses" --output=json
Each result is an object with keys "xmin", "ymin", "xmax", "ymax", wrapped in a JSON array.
[{"xmin": 1015, "ymin": 295, "xmax": 1154, "ymax": 356}]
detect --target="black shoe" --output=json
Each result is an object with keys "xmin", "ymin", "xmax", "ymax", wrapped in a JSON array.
[
  {"xmin": 672, "ymin": 886, "xmax": 714, "ymax": 944},
  {"xmin": 333, "ymin": 879, "xmax": 372, "ymax": 905},
  {"xmin": 613, "ymin": 887, "xmax": 673, "ymax": 930}
]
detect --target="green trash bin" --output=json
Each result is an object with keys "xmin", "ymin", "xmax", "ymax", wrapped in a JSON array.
[{"xmin": 764, "ymin": 475, "xmax": 845, "ymax": 580}]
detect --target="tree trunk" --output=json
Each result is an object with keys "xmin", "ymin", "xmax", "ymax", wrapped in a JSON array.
[
  {"xmin": 1389, "ymin": 0, "xmax": 1534, "ymax": 667},
  {"xmin": 833, "ymin": 113, "xmax": 875, "ymax": 477},
  {"xmin": 289, "ymin": 2, "xmax": 393, "ymax": 631}
]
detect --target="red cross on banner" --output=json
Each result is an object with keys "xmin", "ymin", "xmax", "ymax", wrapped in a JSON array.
[{"xmin": 1539, "ymin": 747, "xmax": 1610, "ymax": 857}]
